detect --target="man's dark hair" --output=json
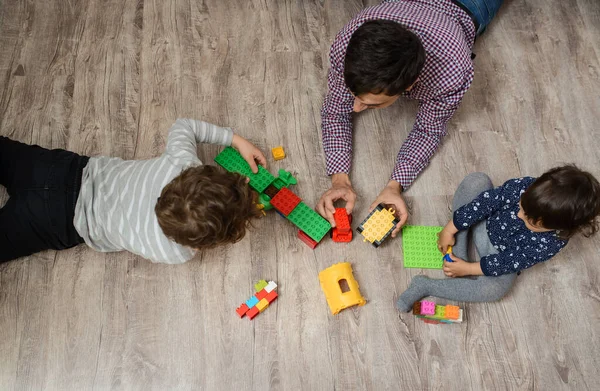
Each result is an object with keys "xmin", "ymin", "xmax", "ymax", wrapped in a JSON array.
[
  {"xmin": 344, "ymin": 20, "xmax": 426, "ymax": 96},
  {"xmin": 155, "ymin": 165, "xmax": 261, "ymax": 249},
  {"xmin": 520, "ymin": 165, "xmax": 600, "ymax": 239}
]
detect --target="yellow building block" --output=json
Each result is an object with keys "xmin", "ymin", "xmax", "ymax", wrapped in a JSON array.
[
  {"xmin": 271, "ymin": 146, "xmax": 286, "ymax": 161},
  {"xmin": 255, "ymin": 298, "xmax": 269, "ymax": 312},
  {"xmin": 361, "ymin": 208, "xmax": 397, "ymax": 243},
  {"xmin": 319, "ymin": 262, "xmax": 366, "ymax": 315}
]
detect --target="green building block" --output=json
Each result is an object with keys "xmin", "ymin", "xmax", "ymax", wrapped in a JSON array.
[
  {"xmin": 255, "ymin": 280, "xmax": 268, "ymax": 292},
  {"xmin": 273, "ymin": 169, "xmax": 297, "ymax": 189},
  {"xmin": 258, "ymin": 193, "xmax": 274, "ymax": 211},
  {"xmin": 402, "ymin": 225, "xmax": 444, "ymax": 269},
  {"xmin": 214, "ymin": 147, "xmax": 275, "ymax": 194},
  {"xmin": 433, "ymin": 305, "xmax": 446, "ymax": 319},
  {"xmin": 287, "ymin": 202, "xmax": 331, "ymax": 242}
]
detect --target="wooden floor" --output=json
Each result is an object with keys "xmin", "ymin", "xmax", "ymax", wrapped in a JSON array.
[{"xmin": 1, "ymin": 0, "xmax": 600, "ymax": 389}]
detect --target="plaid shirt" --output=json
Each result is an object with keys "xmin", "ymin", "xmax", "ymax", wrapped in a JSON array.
[{"xmin": 321, "ymin": 0, "xmax": 476, "ymax": 189}]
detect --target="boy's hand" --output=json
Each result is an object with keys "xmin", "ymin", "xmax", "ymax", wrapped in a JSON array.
[
  {"xmin": 437, "ymin": 226, "xmax": 456, "ymax": 254},
  {"xmin": 231, "ymin": 134, "xmax": 267, "ymax": 174},
  {"xmin": 317, "ymin": 173, "xmax": 356, "ymax": 227},
  {"xmin": 368, "ymin": 180, "xmax": 408, "ymax": 238},
  {"xmin": 443, "ymin": 255, "xmax": 483, "ymax": 277}
]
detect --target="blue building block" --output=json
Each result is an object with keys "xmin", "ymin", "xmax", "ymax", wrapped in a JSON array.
[{"xmin": 246, "ymin": 296, "xmax": 259, "ymax": 308}]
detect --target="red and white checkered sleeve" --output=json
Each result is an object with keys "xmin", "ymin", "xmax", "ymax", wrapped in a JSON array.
[
  {"xmin": 391, "ymin": 71, "xmax": 473, "ymax": 189},
  {"xmin": 321, "ymin": 63, "xmax": 355, "ymax": 176}
]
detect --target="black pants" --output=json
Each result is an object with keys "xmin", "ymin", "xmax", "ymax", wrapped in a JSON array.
[{"xmin": 0, "ymin": 136, "xmax": 89, "ymax": 262}]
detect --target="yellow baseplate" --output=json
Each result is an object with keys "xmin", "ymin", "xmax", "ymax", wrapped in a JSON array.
[{"xmin": 361, "ymin": 207, "xmax": 396, "ymax": 243}]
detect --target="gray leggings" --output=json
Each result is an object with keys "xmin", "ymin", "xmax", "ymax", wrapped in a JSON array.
[{"xmin": 396, "ymin": 172, "xmax": 517, "ymax": 312}]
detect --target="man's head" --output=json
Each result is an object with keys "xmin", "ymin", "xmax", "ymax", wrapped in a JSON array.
[
  {"xmin": 344, "ymin": 20, "xmax": 425, "ymax": 112},
  {"xmin": 155, "ymin": 165, "xmax": 260, "ymax": 249},
  {"xmin": 519, "ymin": 165, "xmax": 600, "ymax": 238}
]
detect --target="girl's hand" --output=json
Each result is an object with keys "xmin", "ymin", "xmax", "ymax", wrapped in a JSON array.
[
  {"xmin": 443, "ymin": 254, "xmax": 483, "ymax": 277},
  {"xmin": 231, "ymin": 134, "xmax": 267, "ymax": 173},
  {"xmin": 437, "ymin": 226, "xmax": 456, "ymax": 254}
]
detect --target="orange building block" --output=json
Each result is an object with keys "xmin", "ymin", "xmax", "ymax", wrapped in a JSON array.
[{"xmin": 445, "ymin": 305, "xmax": 460, "ymax": 320}]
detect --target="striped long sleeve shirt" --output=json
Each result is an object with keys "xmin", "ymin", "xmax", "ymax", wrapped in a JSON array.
[{"xmin": 74, "ymin": 119, "xmax": 233, "ymax": 264}]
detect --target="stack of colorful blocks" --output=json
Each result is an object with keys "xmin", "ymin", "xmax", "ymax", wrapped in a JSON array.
[
  {"xmin": 412, "ymin": 300, "xmax": 463, "ymax": 324},
  {"xmin": 236, "ymin": 280, "xmax": 278, "ymax": 320}
]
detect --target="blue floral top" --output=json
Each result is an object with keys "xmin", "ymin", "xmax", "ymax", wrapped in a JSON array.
[{"xmin": 453, "ymin": 177, "xmax": 568, "ymax": 276}]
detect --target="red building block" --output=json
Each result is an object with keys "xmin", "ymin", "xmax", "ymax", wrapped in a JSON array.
[
  {"xmin": 255, "ymin": 289, "xmax": 268, "ymax": 301},
  {"xmin": 333, "ymin": 208, "xmax": 351, "ymax": 232},
  {"xmin": 247, "ymin": 306, "xmax": 260, "ymax": 320},
  {"xmin": 265, "ymin": 290, "xmax": 278, "ymax": 304},
  {"xmin": 423, "ymin": 319, "xmax": 440, "ymax": 325},
  {"xmin": 332, "ymin": 230, "xmax": 352, "ymax": 243},
  {"xmin": 298, "ymin": 229, "xmax": 319, "ymax": 249},
  {"xmin": 236, "ymin": 303, "xmax": 250, "ymax": 318},
  {"xmin": 270, "ymin": 188, "xmax": 301, "ymax": 216}
]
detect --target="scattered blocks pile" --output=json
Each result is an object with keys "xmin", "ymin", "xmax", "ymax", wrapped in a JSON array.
[
  {"xmin": 401, "ymin": 225, "xmax": 445, "ymax": 269},
  {"xmin": 236, "ymin": 280, "xmax": 278, "ymax": 320},
  {"xmin": 412, "ymin": 300, "xmax": 463, "ymax": 324},
  {"xmin": 356, "ymin": 203, "xmax": 399, "ymax": 247},
  {"xmin": 215, "ymin": 147, "xmax": 331, "ymax": 248}
]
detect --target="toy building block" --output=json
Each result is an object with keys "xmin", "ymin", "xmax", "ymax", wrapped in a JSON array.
[
  {"xmin": 332, "ymin": 208, "xmax": 353, "ymax": 243},
  {"xmin": 247, "ymin": 306, "xmax": 260, "ymax": 320},
  {"xmin": 264, "ymin": 281, "xmax": 277, "ymax": 293},
  {"xmin": 401, "ymin": 225, "xmax": 445, "ymax": 269},
  {"xmin": 236, "ymin": 303, "xmax": 250, "ymax": 318},
  {"xmin": 270, "ymin": 188, "xmax": 302, "ymax": 216},
  {"xmin": 271, "ymin": 169, "xmax": 297, "ymax": 189},
  {"xmin": 287, "ymin": 202, "xmax": 331, "ymax": 242},
  {"xmin": 319, "ymin": 262, "xmax": 366, "ymax": 315},
  {"xmin": 356, "ymin": 203, "xmax": 399, "ymax": 247},
  {"xmin": 333, "ymin": 208, "xmax": 351, "ymax": 232},
  {"xmin": 443, "ymin": 245, "xmax": 453, "ymax": 263},
  {"xmin": 445, "ymin": 305, "xmax": 460, "ymax": 320},
  {"xmin": 271, "ymin": 146, "xmax": 286, "ymax": 161},
  {"xmin": 263, "ymin": 184, "xmax": 280, "ymax": 199},
  {"xmin": 258, "ymin": 193, "xmax": 274, "ymax": 211},
  {"xmin": 255, "ymin": 280, "xmax": 268, "ymax": 292},
  {"xmin": 298, "ymin": 230, "xmax": 319, "ymax": 249},
  {"xmin": 214, "ymin": 147, "xmax": 275, "ymax": 193},
  {"xmin": 256, "ymin": 298, "xmax": 270, "ymax": 312},
  {"xmin": 412, "ymin": 302, "xmax": 421, "ymax": 315},
  {"xmin": 423, "ymin": 319, "xmax": 440, "ymax": 325},
  {"xmin": 255, "ymin": 289, "xmax": 268, "ymax": 301},
  {"xmin": 265, "ymin": 290, "xmax": 278, "ymax": 303},
  {"xmin": 246, "ymin": 296, "xmax": 259, "ymax": 308},
  {"xmin": 420, "ymin": 300, "xmax": 435, "ymax": 315},
  {"xmin": 433, "ymin": 305, "xmax": 446, "ymax": 319}
]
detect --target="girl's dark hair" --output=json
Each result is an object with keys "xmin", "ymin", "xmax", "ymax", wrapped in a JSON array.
[
  {"xmin": 155, "ymin": 165, "xmax": 261, "ymax": 249},
  {"xmin": 344, "ymin": 20, "xmax": 425, "ymax": 96},
  {"xmin": 520, "ymin": 165, "xmax": 600, "ymax": 239}
]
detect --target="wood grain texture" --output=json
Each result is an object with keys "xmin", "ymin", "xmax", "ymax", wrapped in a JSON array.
[{"xmin": 1, "ymin": 0, "xmax": 600, "ymax": 390}]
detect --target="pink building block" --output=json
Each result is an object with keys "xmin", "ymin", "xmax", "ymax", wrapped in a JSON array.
[{"xmin": 421, "ymin": 300, "xmax": 435, "ymax": 315}]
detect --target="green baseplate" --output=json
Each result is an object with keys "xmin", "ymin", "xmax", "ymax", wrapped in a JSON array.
[{"xmin": 402, "ymin": 225, "xmax": 444, "ymax": 269}]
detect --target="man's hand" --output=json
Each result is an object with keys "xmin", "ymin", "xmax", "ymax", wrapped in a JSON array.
[
  {"xmin": 369, "ymin": 180, "xmax": 408, "ymax": 237},
  {"xmin": 231, "ymin": 134, "xmax": 267, "ymax": 174},
  {"xmin": 437, "ymin": 220, "xmax": 458, "ymax": 254},
  {"xmin": 316, "ymin": 173, "xmax": 357, "ymax": 227},
  {"xmin": 443, "ymin": 255, "xmax": 483, "ymax": 277}
]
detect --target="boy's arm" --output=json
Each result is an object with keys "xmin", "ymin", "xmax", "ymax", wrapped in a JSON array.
[
  {"xmin": 479, "ymin": 239, "xmax": 567, "ymax": 276},
  {"xmin": 165, "ymin": 118, "xmax": 233, "ymax": 161}
]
